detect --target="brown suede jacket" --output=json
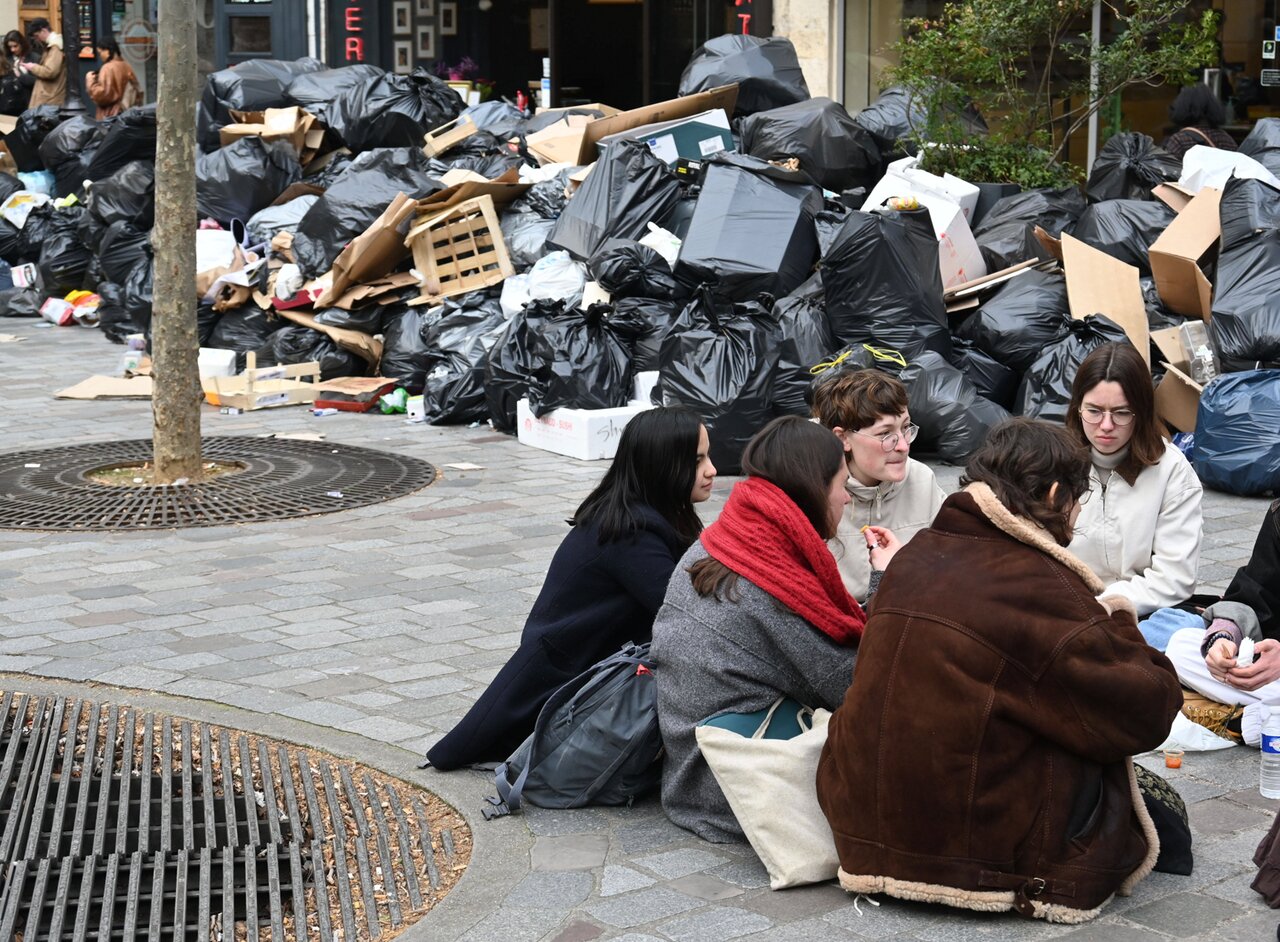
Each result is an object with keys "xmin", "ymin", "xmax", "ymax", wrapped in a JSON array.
[{"xmin": 817, "ymin": 484, "xmax": 1182, "ymax": 924}]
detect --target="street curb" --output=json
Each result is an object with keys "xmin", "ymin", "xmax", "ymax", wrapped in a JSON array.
[{"xmin": 0, "ymin": 673, "xmax": 535, "ymax": 942}]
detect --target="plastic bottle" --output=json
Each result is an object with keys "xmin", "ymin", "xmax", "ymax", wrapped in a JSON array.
[{"xmin": 1260, "ymin": 705, "xmax": 1280, "ymax": 799}]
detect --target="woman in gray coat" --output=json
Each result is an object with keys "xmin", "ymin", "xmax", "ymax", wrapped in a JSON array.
[{"xmin": 652, "ymin": 416, "xmax": 895, "ymax": 842}]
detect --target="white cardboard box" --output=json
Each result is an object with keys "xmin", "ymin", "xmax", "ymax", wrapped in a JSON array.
[
  {"xmin": 198, "ymin": 347, "xmax": 238, "ymax": 378},
  {"xmin": 632, "ymin": 370, "xmax": 659, "ymax": 405},
  {"xmin": 517, "ymin": 398, "xmax": 653, "ymax": 460}
]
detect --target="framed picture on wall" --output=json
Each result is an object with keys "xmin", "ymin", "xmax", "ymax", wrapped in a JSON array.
[
  {"xmin": 393, "ymin": 40, "xmax": 413, "ymax": 73},
  {"xmin": 392, "ymin": 0, "xmax": 412, "ymax": 35},
  {"xmin": 415, "ymin": 0, "xmax": 435, "ymax": 16},
  {"xmin": 416, "ymin": 25, "xmax": 435, "ymax": 60},
  {"xmin": 440, "ymin": 2, "xmax": 458, "ymax": 36}
]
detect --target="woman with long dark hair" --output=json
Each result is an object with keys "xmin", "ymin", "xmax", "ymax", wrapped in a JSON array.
[
  {"xmin": 424, "ymin": 406, "xmax": 716, "ymax": 771},
  {"xmin": 819, "ymin": 419, "xmax": 1182, "ymax": 924},
  {"xmin": 652, "ymin": 416, "xmax": 888, "ymax": 842},
  {"xmin": 1065, "ymin": 343, "xmax": 1203, "ymax": 643}
]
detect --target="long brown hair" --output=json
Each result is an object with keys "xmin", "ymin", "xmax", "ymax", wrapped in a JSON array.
[
  {"xmin": 961, "ymin": 418, "xmax": 1092, "ymax": 546},
  {"xmin": 689, "ymin": 416, "xmax": 844, "ymax": 599},
  {"xmin": 1066, "ymin": 342, "xmax": 1163, "ymax": 485}
]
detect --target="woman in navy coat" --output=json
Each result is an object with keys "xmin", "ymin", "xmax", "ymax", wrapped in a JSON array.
[{"xmin": 424, "ymin": 407, "xmax": 717, "ymax": 770}]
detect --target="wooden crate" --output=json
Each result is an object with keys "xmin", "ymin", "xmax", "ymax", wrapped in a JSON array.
[
  {"xmin": 405, "ymin": 194, "xmax": 515, "ymax": 303},
  {"xmin": 421, "ymin": 114, "xmax": 479, "ymax": 158},
  {"xmin": 200, "ymin": 353, "xmax": 320, "ymax": 411}
]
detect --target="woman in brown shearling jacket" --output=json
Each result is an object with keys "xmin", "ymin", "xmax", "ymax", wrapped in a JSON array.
[{"xmin": 817, "ymin": 418, "xmax": 1183, "ymax": 925}]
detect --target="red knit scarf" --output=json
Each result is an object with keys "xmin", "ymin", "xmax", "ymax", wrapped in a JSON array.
[{"xmin": 700, "ymin": 476, "xmax": 865, "ymax": 645}]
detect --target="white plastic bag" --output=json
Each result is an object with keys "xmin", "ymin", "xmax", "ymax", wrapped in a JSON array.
[
  {"xmin": 1155, "ymin": 711, "xmax": 1239, "ymax": 753},
  {"xmin": 638, "ymin": 222, "xmax": 682, "ymax": 267}
]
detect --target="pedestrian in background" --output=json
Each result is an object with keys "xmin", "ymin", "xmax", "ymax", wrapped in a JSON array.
[
  {"xmin": 85, "ymin": 36, "xmax": 139, "ymax": 118},
  {"xmin": 3, "ymin": 30, "xmax": 35, "ymax": 112},
  {"xmin": 21, "ymin": 17, "xmax": 65, "ymax": 108}
]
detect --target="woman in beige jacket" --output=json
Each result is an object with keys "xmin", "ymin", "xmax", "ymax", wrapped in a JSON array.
[{"xmin": 85, "ymin": 37, "xmax": 139, "ymax": 118}]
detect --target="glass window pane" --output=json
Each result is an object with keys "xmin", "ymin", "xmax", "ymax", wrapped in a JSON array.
[{"xmin": 229, "ymin": 16, "xmax": 271, "ymax": 53}]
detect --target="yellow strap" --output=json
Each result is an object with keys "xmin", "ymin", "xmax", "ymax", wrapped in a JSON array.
[{"xmin": 808, "ymin": 344, "xmax": 907, "ymax": 375}]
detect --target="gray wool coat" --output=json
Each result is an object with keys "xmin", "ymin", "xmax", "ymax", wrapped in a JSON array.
[{"xmin": 650, "ymin": 541, "xmax": 860, "ymax": 843}]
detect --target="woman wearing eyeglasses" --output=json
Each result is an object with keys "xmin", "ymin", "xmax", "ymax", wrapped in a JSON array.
[
  {"xmin": 812, "ymin": 370, "xmax": 946, "ymax": 602},
  {"xmin": 1066, "ymin": 343, "xmax": 1204, "ymax": 646}
]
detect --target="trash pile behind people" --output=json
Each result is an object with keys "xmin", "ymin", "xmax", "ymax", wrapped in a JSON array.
[{"xmin": 3, "ymin": 40, "xmax": 1279, "ymax": 491}]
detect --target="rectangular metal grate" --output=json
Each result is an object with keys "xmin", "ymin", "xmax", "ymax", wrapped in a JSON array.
[{"xmin": 0, "ymin": 693, "xmax": 459, "ymax": 940}]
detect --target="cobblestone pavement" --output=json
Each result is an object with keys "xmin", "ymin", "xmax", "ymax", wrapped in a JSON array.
[{"xmin": 2, "ymin": 318, "xmax": 1278, "ymax": 941}]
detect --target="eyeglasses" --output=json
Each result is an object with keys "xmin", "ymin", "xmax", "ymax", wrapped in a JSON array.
[
  {"xmin": 1079, "ymin": 406, "xmax": 1135, "ymax": 427},
  {"xmin": 851, "ymin": 424, "xmax": 920, "ymax": 453}
]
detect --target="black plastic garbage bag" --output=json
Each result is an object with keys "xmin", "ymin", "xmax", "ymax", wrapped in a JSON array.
[
  {"xmin": 1193, "ymin": 370, "xmax": 1280, "ymax": 495},
  {"xmin": 198, "ymin": 57, "xmax": 325, "ymax": 151},
  {"xmin": 245, "ymin": 194, "xmax": 317, "ymax": 247},
  {"xmin": 548, "ymin": 140, "xmax": 680, "ymax": 261},
  {"xmin": 1211, "ymin": 181, "xmax": 1280, "ymax": 370},
  {"xmin": 15, "ymin": 204, "xmax": 56, "ymax": 263},
  {"xmin": 37, "ymin": 205, "xmax": 92, "ymax": 294},
  {"xmin": 1238, "ymin": 118, "xmax": 1280, "ymax": 178},
  {"xmin": 1086, "ymin": 132, "xmax": 1181, "ymax": 202},
  {"xmin": 655, "ymin": 289, "xmax": 781, "ymax": 474},
  {"xmin": 805, "ymin": 345, "xmax": 890, "ymax": 407},
  {"xmin": 96, "ymin": 221, "xmax": 151, "ymax": 283},
  {"xmin": 284, "ymin": 64, "xmax": 384, "ymax": 124},
  {"xmin": 822, "ymin": 207, "xmax": 950, "ymax": 359},
  {"xmin": 485, "ymin": 298, "xmax": 563, "ymax": 432},
  {"xmin": 207, "ymin": 308, "xmax": 284, "ymax": 359},
  {"xmin": 898, "ymin": 351, "xmax": 1010, "ymax": 463},
  {"xmin": 83, "ymin": 105, "xmax": 157, "ymax": 181},
  {"xmin": 292, "ymin": 147, "xmax": 442, "ymax": 278},
  {"xmin": 87, "ymin": 160, "xmax": 155, "ymax": 229},
  {"xmin": 972, "ymin": 186, "xmax": 1086, "ymax": 271},
  {"xmin": 196, "ymin": 137, "xmax": 302, "ymax": 227},
  {"xmin": 1140, "ymin": 275, "xmax": 1183, "ymax": 332},
  {"xmin": 255, "ymin": 325, "xmax": 367, "ymax": 381},
  {"xmin": 97, "ymin": 281, "xmax": 150, "ymax": 342},
  {"xmin": 326, "ymin": 66, "xmax": 463, "ymax": 153},
  {"xmin": 588, "ymin": 239, "xmax": 680, "ymax": 300},
  {"xmin": 1221, "ymin": 176, "xmax": 1280, "ymax": 253},
  {"xmin": 420, "ymin": 288, "xmax": 509, "ymax": 424},
  {"xmin": 948, "ymin": 336, "xmax": 1020, "ymax": 410},
  {"xmin": 313, "ymin": 304, "xmax": 387, "ymax": 335},
  {"xmin": 379, "ymin": 304, "xmax": 442, "ymax": 394},
  {"xmin": 1071, "ymin": 199, "xmax": 1175, "ymax": 276},
  {"xmin": 527, "ymin": 303, "xmax": 633, "ymax": 416},
  {"xmin": 1016, "ymin": 315, "xmax": 1131, "ymax": 422},
  {"xmin": 0, "ymin": 286, "xmax": 40, "ymax": 317},
  {"xmin": 500, "ymin": 209, "xmax": 555, "ymax": 271},
  {"xmin": 0, "ymin": 173, "xmax": 22, "ymax": 204},
  {"xmin": 37, "ymin": 115, "xmax": 103, "ymax": 196},
  {"xmin": 426, "ymin": 146, "xmax": 522, "ymax": 181},
  {"xmin": 675, "ymin": 152, "xmax": 821, "ymax": 301},
  {"xmin": 772, "ymin": 272, "xmax": 834, "ymax": 416},
  {"xmin": 4, "ymin": 105, "xmax": 62, "ymax": 171},
  {"xmin": 852, "ymin": 84, "xmax": 986, "ymax": 159},
  {"xmin": 740, "ymin": 97, "xmax": 881, "ymax": 193},
  {"xmin": 953, "ymin": 269, "xmax": 1071, "ymax": 372},
  {"xmin": 815, "ymin": 203, "xmax": 849, "ymax": 258},
  {"xmin": 678, "ymin": 34, "xmax": 809, "ymax": 118},
  {"xmin": 608, "ymin": 297, "xmax": 681, "ymax": 373},
  {"xmin": 461, "ymin": 100, "xmax": 528, "ymax": 140},
  {"xmin": 513, "ymin": 174, "xmax": 570, "ymax": 219},
  {"xmin": 0, "ymin": 217, "xmax": 22, "ymax": 263}
]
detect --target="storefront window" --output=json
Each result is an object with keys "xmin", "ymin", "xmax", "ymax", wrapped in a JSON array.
[
  {"xmin": 229, "ymin": 15, "xmax": 271, "ymax": 53},
  {"xmin": 841, "ymin": 0, "xmax": 942, "ymax": 111}
]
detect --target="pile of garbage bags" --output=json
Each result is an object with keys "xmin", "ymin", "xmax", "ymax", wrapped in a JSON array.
[{"xmin": 7, "ymin": 39, "xmax": 1280, "ymax": 493}]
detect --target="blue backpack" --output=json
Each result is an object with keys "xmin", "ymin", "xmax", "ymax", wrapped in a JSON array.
[{"xmin": 483, "ymin": 642, "xmax": 662, "ymax": 818}]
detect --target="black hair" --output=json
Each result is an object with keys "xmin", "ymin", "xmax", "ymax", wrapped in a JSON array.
[
  {"xmin": 96, "ymin": 37, "xmax": 121, "ymax": 60},
  {"xmin": 572, "ymin": 406, "xmax": 704, "ymax": 549},
  {"xmin": 1170, "ymin": 84, "xmax": 1226, "ymax": 130},
  {"xmin": 26, "ymin": 18, "xmax": 50, "ymax": 36}
]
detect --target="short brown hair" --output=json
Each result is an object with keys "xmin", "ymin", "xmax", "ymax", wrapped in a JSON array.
[
  {"xmin": 689, "ymin": 416, "xmax": 845, "ymax": 599},
  {"xmin": 1066, "ymin": 343, "xmax": 1163, "ymax": 485},
  {"xmin": 961, "ymin": 418, "xmax": 1091, "ymax": 546},
  {"xmin": 812, "ymin": 369, "xmax": 909, "ymax": 432}
]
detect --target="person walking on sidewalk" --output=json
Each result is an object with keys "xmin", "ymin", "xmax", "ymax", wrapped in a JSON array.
[
  {"xmin": 85, "ymin": 37, "xmax": 140, "ymax": 118},
  {"xmin": 21, "ymin": 18, "xmax": 65, "ymax": 108}
]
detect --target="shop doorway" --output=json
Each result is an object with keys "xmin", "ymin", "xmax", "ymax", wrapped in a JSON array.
[{"xmin": 213, "ymin": 0, "xmax": 308, "ymax": 68}]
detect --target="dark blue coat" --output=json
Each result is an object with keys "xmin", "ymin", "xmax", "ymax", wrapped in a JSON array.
[{"xmin": 426, "ymin": 505, "xmax": 686, "ymax": 770}]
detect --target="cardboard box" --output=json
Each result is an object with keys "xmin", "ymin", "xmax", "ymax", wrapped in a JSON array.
[
  {"xmin": 198, "ymin": 347, "xmax": 238, "ymax": 378},
  {"xmin": 1151, "ymin": 326, "xmax": 1203, "ymax": 433},
  {"xmin": 577, "ymin": 85, "xmax": 739, "ymax": 165},
  {"xmin": 200, "ymin": 354, "xmax": 320, "ymax": 411},
  {"xmin": 516, "ymin": 398, "xmax": 653, "ymax": 461},
  {"xmin": 314, "ymin": 192, "xmax": 417, "ymax": 308},
  {"xmin": 596, "ymin": 109, "xmax": 734, "ymax": 167},
  {"xmin": 220, "ymin": 107, "xmax": 320, "ymax": 161},
  {"xmin": 1034, "ymin": 229, "xmax": 1149, "ymax": 365},
  {"xmin": 1148, "ymin": 186, "xmax": 1221, "ymax": 320}
]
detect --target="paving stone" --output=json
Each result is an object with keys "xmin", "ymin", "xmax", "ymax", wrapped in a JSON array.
[
  {"xmin": 1208, "ymin": 908, "xmax": 1280, "ymax": 941},
  {"xmin": 736, "ymin": 882, "xmax": 848, "ymax": 922},
  {"xmin": 504, "ymin": 871, "xmax": 594, "ymax": 909},
  {"xmin": 664, "ymin": 873, "xmax": 744, "ymax": 902},
  {"xmin": 546, "ymin": 920, "xmax": 604, "ymax": 942},
  {"xmin": 1190, "ymin": 799, "xmax": 1277, "ymax": 837},
  {"xmin": 634, "ymin": 848, "xmax": 730, "ymax": 880},
  {"xmin": 657, "ymin": 906, "xmax": 772, "ymax": 942},
  {"xmin": 452, "ymin": 906, "xmax": 566, "ymax": 942},
  {"xmin": 600, "ymin": 866, "xmax": 657, "ymax": 898},
  {"xmin": 531, "ymin": 835, "xmax": 611, "ymax": 872},
  {"xmin": 1053, "ymin": 924, "xmax": 1172, "ymax": 942},
  {"xmin": 1122, "ymin": 892, "xmax": 1249, "ymax": 936},
  {"xmin": 707, "ymin": 857, "xmax": 772, "ymax": 891},
  {"xmin": 583, "ymin": 887, "xmax": 703, "ymax": 929}
]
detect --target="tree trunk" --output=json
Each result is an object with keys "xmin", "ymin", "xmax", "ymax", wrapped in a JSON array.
[{"xmin": 150, "ymin": 0, "xmax": 202, "ymax": 482}]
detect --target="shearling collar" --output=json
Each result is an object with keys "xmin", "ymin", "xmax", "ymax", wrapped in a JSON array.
[{"xmin": 962, "ymin": 482, "xmax": 1108, "ymax": 596}]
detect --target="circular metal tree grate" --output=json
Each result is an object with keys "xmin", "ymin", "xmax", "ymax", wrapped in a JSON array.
[
  {"xmin": 0, "ymin": 690, "xmax": 469, "ymax": 939},
  {"xmin": 0, "ymin": 437, "xmax": 437, "ymax": 531}
]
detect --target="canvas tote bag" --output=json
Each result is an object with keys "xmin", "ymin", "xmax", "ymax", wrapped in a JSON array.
[{"xmin": 695, "ymin": 696, "xmax": 839, "ymax": 889}]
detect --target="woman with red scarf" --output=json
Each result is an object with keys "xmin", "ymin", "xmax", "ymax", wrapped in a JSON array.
[{"xmin": 651, "ymin": 416, "xmax": 894, "ymax": 842}]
